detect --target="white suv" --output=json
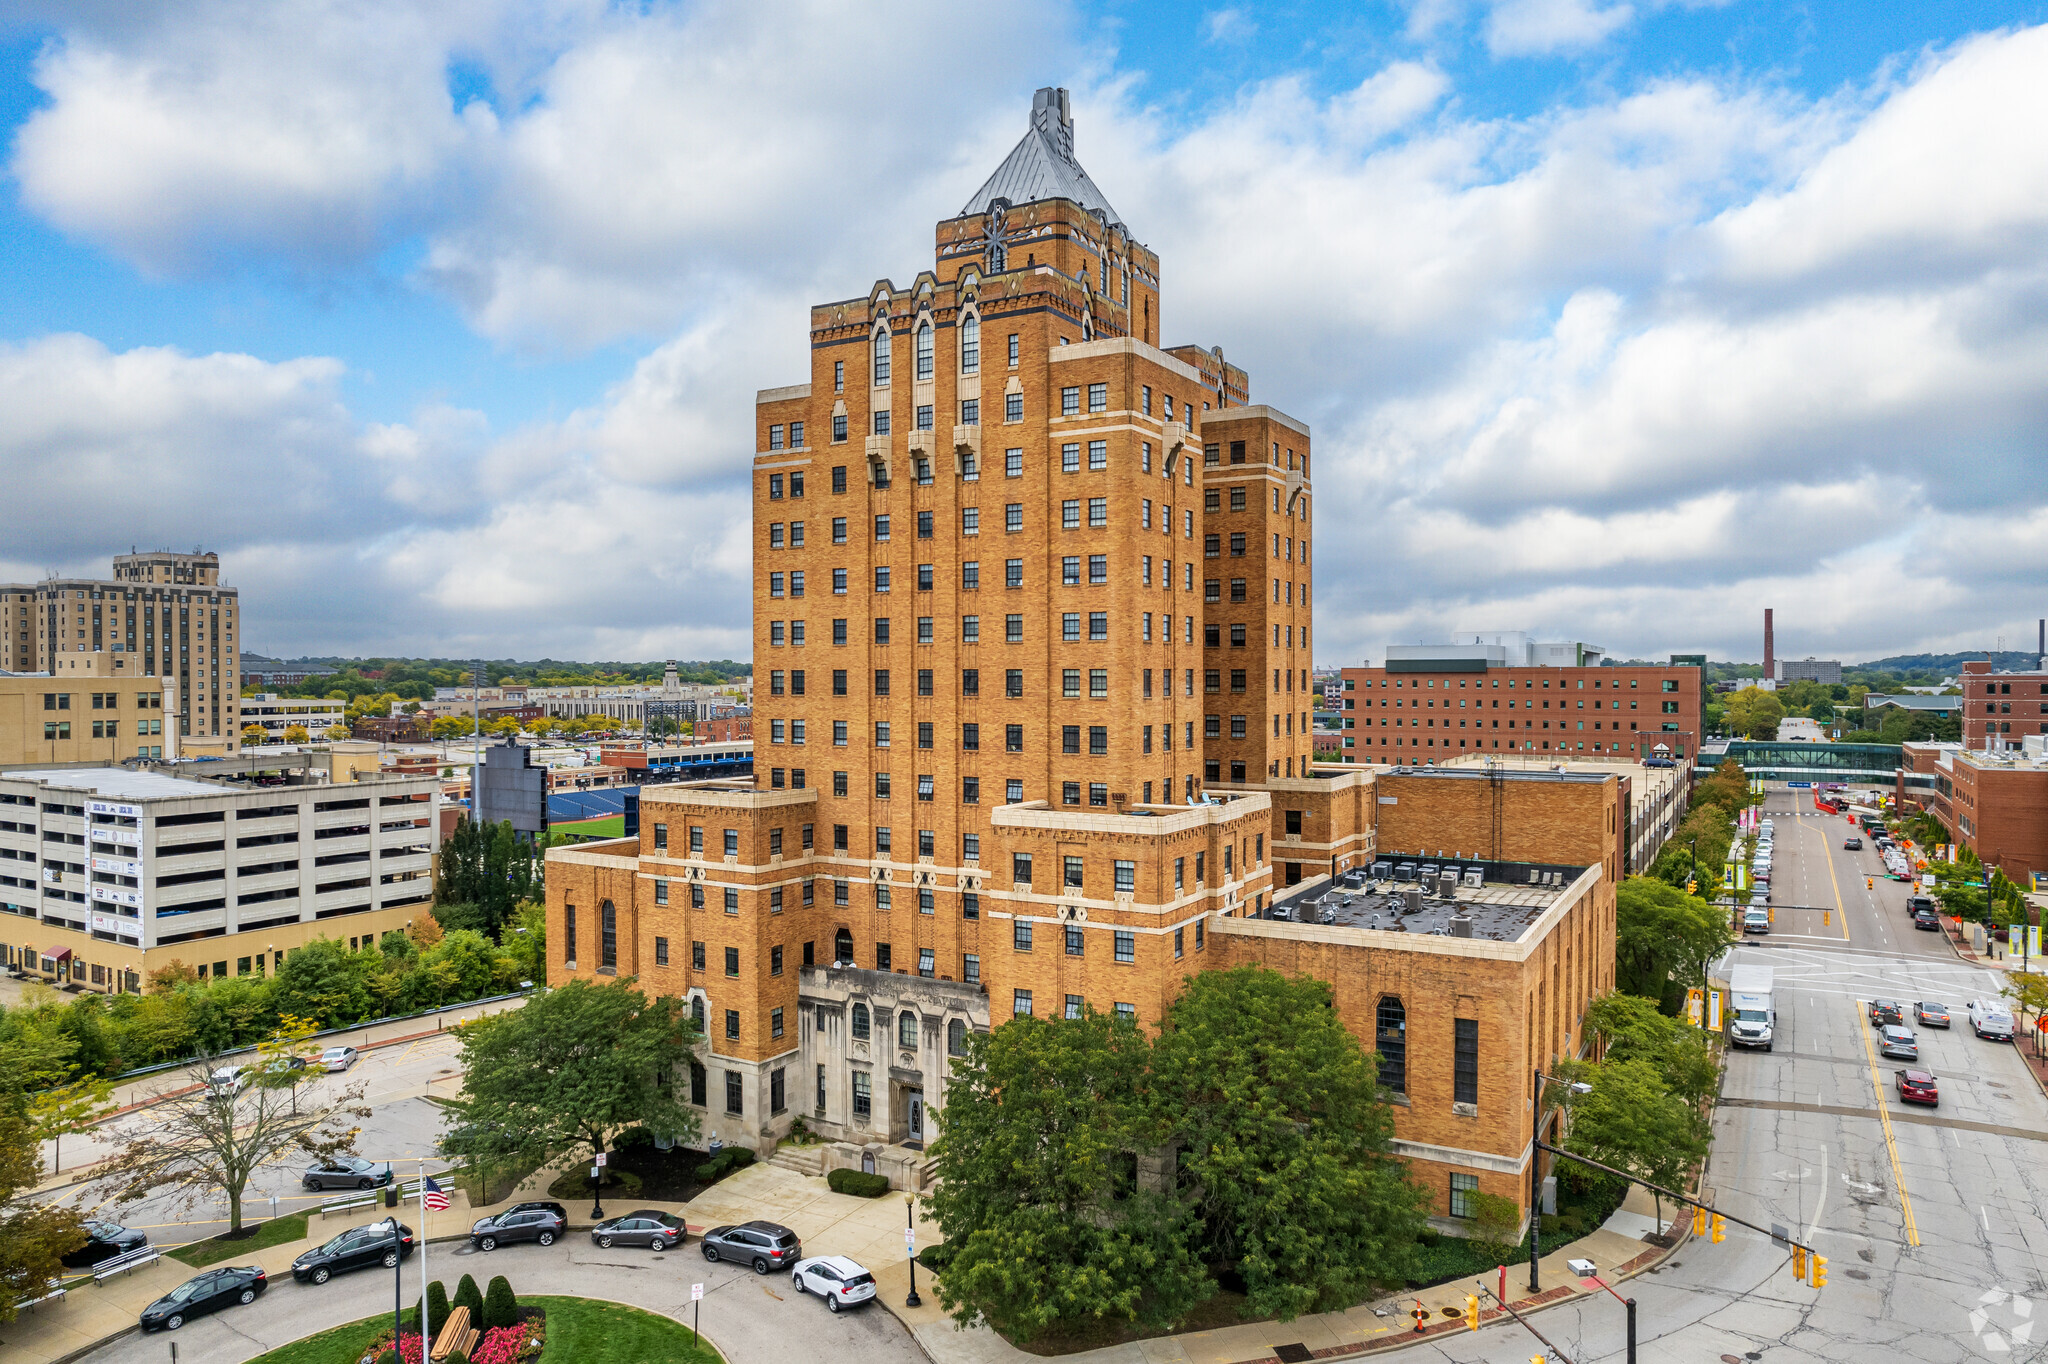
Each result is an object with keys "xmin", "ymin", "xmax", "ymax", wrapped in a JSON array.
[
  {"xmin": 1967, "ymin": 999, "xmax": 2015, "ymax": 1041},
  {"xmin": 792, "ymin": 1255, "xmax": 877, "ymax": 1313}
]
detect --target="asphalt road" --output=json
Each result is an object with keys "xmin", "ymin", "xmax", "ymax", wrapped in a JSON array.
[
  {"xmin": 1414, "ymin": 786, "xmax": 2048, "ymax": 1363},
  {"xmin": 47, "ymin": 1032, "xmax": 468, "ymax": 1248},
  {"xmin": 71, "ymin": 1232, "xmax": 916, "ymax": 1364}
]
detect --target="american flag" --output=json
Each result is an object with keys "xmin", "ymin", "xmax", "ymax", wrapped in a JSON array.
[{"xmin": 421, "ymin": 1176, "xmax": 450, "ymax": 1211}]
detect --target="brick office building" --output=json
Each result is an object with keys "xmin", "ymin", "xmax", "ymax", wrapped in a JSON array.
[
  {"xmin": 1337, "ymin": 656, "xmax": 1702, "ymax": 766},
  {"xmin": 1959, "ymin": 659, "xmax": 2048, "ymax": 750},
  {"xmin": 1902, "ymin": 741, "xmax": 2048, "ymax": 885}
]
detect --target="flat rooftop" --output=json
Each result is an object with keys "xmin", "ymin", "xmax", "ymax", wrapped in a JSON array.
[
  {"xmin": 3, "ymin": 767, "xmax": 225, "ymax": 800},
  {"xmin": 1266, "ymin": 860, "xmax": 1589, "ymax": 943}
]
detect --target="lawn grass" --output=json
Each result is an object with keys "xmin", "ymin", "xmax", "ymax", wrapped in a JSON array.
[
  {"xmin": 552, "ymin": 815, "xmax": 625, "ymax": 839},
  {"xmin": 240, "ymin": 1295, "xmax": 724, "ymax": 1364},
  {"xmin": 169, "ymin": 1212, "xmax": 310, "ymax": 1267},
  {"xmin": 528, "ymin": 1295, "xmax": 723, "ymax": 1364}
]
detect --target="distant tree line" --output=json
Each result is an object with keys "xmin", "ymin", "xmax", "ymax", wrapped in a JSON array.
[{"xmin": 245, "ymin": 657, "xmax": 751, "ymax": 703}]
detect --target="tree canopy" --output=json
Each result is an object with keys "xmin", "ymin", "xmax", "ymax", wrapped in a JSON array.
[
  {"xmin": 1722, "ymin": 687, "xmax": 1786, "ymax": 740},
  {"xmin": 1614, "ymin": 876, "xmax": 1735, "ymax": 1001},
  {"xmin": 451, "ymin": 979, "xmax": 701, "ymax": 1167},
  {"xmin": 436, "ymin": 818, "xmax": 543, "ymax": 940}
]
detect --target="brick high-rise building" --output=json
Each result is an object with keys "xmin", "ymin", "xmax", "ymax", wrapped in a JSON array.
[{"xmin": 548, "ymin": 87, "xmax": 1311, "ymax": 1163}]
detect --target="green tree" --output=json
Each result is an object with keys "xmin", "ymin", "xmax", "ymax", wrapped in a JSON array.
[
  {"xmin": 451, "ymin": 979, "xmax": 701, "ymax": 1179},
  {"xmin": 0, "ymin": 1027, "xmax": 110, "ymax": 1320},
  {"xmin": 1149, "ymin": 967, "xmax": 1426, "ymax": 1321},
  {"xmin": 241, "ymin": 724, "xmax": 267, "ymax": 747},
  {"xmin": 1614, "ymin": 877, "xmax": 1735, "ymax": 1000},
  {"xmin": 1723, "ymin": 687, "xmax": 1785, "ymax": 740},
  {"xmin": 1580, "ymin": 992, "xmax": 1718, "ymax": 1109},
  {"xmin": 929, "ymin": 1008, "xmax": 1208, "ymax": 1342},
  {"xmin": 283, "ymin": 723, "xmax": 310, "ymax": 745},
  {"xmin": 436, "ymin": 818, "xmax": 541, "ymax": 941},
  {"xmin": 1559, "ymin": 1057, "xmax": 1708, "ymax": 1228},
  {"xmin": 271, "ymin": 939, "xmax": 374, "ymax": 1028}
]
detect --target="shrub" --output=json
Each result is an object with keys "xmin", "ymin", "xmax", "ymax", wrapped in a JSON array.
[
  {"xmin": 409, "ymin": 1279, "xmax": 449, "ymax": 1333},
  {"xmin": 482, "ymin": 1275, "xmax": 518, "ymax": 1330},
  {"xmin": 613, "ymin": 1125, "xmax": 655, "ymax": 1149},
  {"xmin": 454, "ymin": 1272, "xmax": 484, "ymax": 1322},
  {"xmin": 694, "ymin": 1146, "xmax": 758, "ymax": 1181},
  {"xmin": 828, "ymin": 1167, "xmax": 892, "ymax": 1198},
  {"xmin": 378, "ymin": 1352, "xmax": 401, "ymax": 1364},
  {"xmin": 447, "ymin": 1353, "xmax": 470, "ymax": 1364}
]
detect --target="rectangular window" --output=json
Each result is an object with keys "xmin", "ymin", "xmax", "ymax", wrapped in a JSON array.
[
  {"xmin": 853, "ymin": 1071, "xmax": 871, "ymax": 1119},
  {"xmin": 1114, "ymin": 930, "xmax": 1135, "ymax": 963},
  {"xmin": 1114, "ymin": 859, "xmax": 1135, "ymax": 892},
  {"xmin": 1014, "ymin": 989, "xmax": 1033, "ymax": 1017},
  {"xmin": 1005, "ymin": 392, "xmax": 1023, "ymax": 422},
  {"xmin": 1450, "ymin": 1173, "xmax": 1479, "ymax": 1219},
  {"xmin": 725, "ymin": 1068, "xmax": 744, "ymax": 1112},
  {"xmin": 1089, "ymin": 439, "xmax": 1107, "ymax": 469},
  {"xmin": 1006, "ymin": 614, "xmax": 1024, "ymax": 642},
  {"xmin": 1061, "ymin": 385, "xmax": 1080, "ymax": 416},
  {"xmin": 964, "ymin": 953, "xmax": 980, "ymax": 983},
  {"xmin": 1454, "ymin": 1019, "xmax": 1479, "ymax": 1106},
  {"xmin": 1062, "ymin": 442, "xmax": 1080, "ymax": 473}
]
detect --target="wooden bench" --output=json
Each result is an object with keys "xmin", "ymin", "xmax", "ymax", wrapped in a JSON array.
[{"xmin": 430, "ymin": 1305, "xmax": 480, "ymax": 1361}]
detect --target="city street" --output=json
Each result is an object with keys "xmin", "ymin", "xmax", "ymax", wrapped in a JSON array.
[{"xmin": 1413, "ymin": 786, "xmax": 2048, "ymax": 1363}]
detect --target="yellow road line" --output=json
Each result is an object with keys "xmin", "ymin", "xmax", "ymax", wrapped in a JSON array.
[
  {"xmin": 1816, "ymin": 816, "xmax": 1851, "ymax": 941},
  {"xmin": 1854, "ymin": 998, "xmax": 1922, "ymax": 1247}
]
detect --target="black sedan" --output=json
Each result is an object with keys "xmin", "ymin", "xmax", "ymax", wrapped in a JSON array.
[
  {"xmin": 591, "ymin": 1209, "xmax": 686, "ymax": 1251},
  {"xmin": 62, "ymin": 1219, "xmax": 149, "ymax": 1269},
  {"xmin": 472, "ymin": 1203, "xmax": 568, "ymax": 1251},
  {"xmin": 700, "ymin": 1220, "xmax": 802, "ymax": 1273},
  {"xmin": 290, "ymin": 1219, "xmax": 415, "ymax": 1284},
  {"xmin": 301, "ymin": 1156, "xmax": 393, "ymax": 1191},
  {"xmin": 140, "ymin": 1265, "xmax": 266, "ymax": 1331}
]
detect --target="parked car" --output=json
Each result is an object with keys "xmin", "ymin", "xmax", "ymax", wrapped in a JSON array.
[
  {"xmin": 319, "ymin": 1046, "xmax": 359, "ymax": 1072},
  {"xmin": 1844, "ymin": 836, "xmax": 1863, "ymax": 850},
  {"xmin": 291, "ymin": 1219, "xmax": 414, "ymax": 1284},
  {"xmin": 1912, "ymin": 909, "xmax": 1940, "ymax": 931},
  {"xmin": 471, "ymin": 1203, "xmax": 567, "ymax": 1251},
  {"xmin": 1895, "ymin": 1069, "xmax": 1939, "ymax": 1106},
  {"xmin": 139, "ymin": 1266, "xmax": 266, "ymax": 1331},
  {"xmin": 1915, "ymin": 1002, "xmax": 1951, "ymax": 1028},
  {"xmin": 301, "ymin": 1155, "xmax": 392, "ymax": 1191},
  {"xmin": 206, "ymin": 1066, "xmax": 249, "ymax": 1096},
  {"xmin": 1869, "ymin": 1000, "xmax": 1905, "ymax": 1028},
  {"xmin": 1878, "ymin": 1025, "xmax": 1919, "ymax": 1060},
  {"xmin": 591, "ymin": 1209, "xmax": 687, "ymax": 1251},
  {"xmin": 700, "ymin": 1220, "xmax": 802, "ymax": 1273},
  {"xmin": 62, "ymin": 1219, "xmax": 149, "ymax": 1269},
  {"xmin": 1742, "ymin": 908, "xmax": 1771, "ymax": 935},
  {"xmin": 1968, "ymin": 999, "xmax": 2016, "ymax": 1041},
  {"xmin": 791, "ymin": 1254, "xmax": 877, "ymax": 1313}
]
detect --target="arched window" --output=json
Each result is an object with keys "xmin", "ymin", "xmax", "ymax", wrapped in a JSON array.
[
  {"xmin": 898, "ymin": 1010, "xmax": 918, "ymax": 1049},
  {"xmin": 851, "ymin": 1002, "xmax": 870, "ymax": 1040},
  {"xmin": 915, "ymin": 321, "xmax": 934, "ymax": 380},
  {"xmin": 599, "ymin": 899, "xmax": 617, "ymax": 970},
  {"xmin": 691, "ymin": 996, "xmax": 705, "ymax": 1029},
  {"xmin": 834, "ymin": 928, "xmax": 853, "ymax": 964},
  {"xmin": 1375, "ymin": 996, "xmax": 1407, "ymax": 1095},
  {"xmin": 961, "ymin": 314, "xmax": 980, "ymax": 372},
  {"xmin": 1081, "ymin": 311, "xmax": 1093, "ymax": 342},
  {"xmin": 872, "ymin": 328, "xmax": 891, "ymax": 385},
  {"xmin": 947, "ymin": 1019, "xmax": 968, "ymax": 1056}
]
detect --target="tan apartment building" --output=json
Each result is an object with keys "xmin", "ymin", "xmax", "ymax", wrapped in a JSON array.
[
  {"xmin": 5, "ymin": 551, "xmax": 241, "ymax": 755},
  {"xmin": 0, "ymin": 673, "xmax": 174, "ymax": 766}
]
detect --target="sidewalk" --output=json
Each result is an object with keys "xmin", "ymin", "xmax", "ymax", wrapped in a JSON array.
[{"xmin": 873, "ymin": 1183, "xmax": 1689, "ymax": 1364}]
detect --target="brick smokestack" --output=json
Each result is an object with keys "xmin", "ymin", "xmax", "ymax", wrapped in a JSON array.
[{"xmin": 1763, "ymin": 609, "xmax": 1774, "ymax": 681}]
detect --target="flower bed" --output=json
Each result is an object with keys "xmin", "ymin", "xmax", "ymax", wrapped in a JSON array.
[{"xmin": 361, "ymin": 1310, "xmax": 544, "ymax": 1364}]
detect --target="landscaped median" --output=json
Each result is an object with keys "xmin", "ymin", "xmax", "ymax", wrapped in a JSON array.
[{"xmin": 235, "ymin": 1294, "xmax": 722, "ymax": 1364}]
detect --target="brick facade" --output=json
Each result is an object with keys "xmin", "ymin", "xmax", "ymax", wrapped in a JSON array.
[
  {"xmin": 1959, "ymin": 659, "xmax": 2048, "ymax": 749},
  {"xmin": 1337, "ymin": 663, "xmax": 1701, "ymax": 766}
]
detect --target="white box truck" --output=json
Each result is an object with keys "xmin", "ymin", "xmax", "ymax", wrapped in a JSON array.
[{"xmin": 1726, "ymin": 963, "xmax": 1775, "ymax": 1051}]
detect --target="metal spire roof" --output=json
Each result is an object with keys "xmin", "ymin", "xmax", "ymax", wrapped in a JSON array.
[{"xmin": 960, "ymin": 87, "xmax": 1123, "ymax": 229}]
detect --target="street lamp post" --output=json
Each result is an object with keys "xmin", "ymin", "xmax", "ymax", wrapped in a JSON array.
[{"xmin": 905, "ymin": 1195, "xmax": 922, "ymax": 1308}]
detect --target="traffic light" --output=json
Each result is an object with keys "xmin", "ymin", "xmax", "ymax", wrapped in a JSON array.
[
  {"xmin": 1792, "ymin": 1245, "xmax": 1807, "ymax": 1277},
  {"xmin": 1692, "ymin": 1206, "xmax": 1707, "ymax": 1236},
  {"xmin": 1867, "ymin": 877, "xmax": 1874, "ymax": 890},
  {"xmin": 1711, "ymin": 1214, "xmax": 1725, "ymax": 1244},
  {"xmin": 1467, "ymin": 1294, "xmax": 1479, "ymax": 1330},
  {"xmin": 1811, "ymin": 1254, "xmax": 1827, "ymax": 1288},
  {"xmin": 1686, "ymin": 878, "xmax": 1697, "ymax": 894}
]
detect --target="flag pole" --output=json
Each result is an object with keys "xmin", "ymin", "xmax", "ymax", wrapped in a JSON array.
[{"xmin": 419, "ymin": 1157, "xmax": 431, "ymax": 1359}]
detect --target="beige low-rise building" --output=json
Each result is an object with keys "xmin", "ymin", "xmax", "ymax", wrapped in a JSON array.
[{"xmin": 0, "ymin": 672, "xmax": 175, "ymax": 766}]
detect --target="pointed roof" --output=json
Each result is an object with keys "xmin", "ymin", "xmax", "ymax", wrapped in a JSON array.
[{"xmin": 961, "ymin": 87, "xmax": 1123, "ymax": 230}]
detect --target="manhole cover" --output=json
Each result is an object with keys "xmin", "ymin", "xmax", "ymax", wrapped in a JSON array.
[{"xmin": 1275, "ymin": 1346, "xmax": 1314, "ymax": 1363}]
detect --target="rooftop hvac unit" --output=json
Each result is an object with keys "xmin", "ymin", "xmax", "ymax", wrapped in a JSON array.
[
  {"xmin": 1463, "ymin": 868, "xmax": 1484, "ymax": 888},
  {"xmin": 1403, "ymin": 888, "xmax": 1423, "ymax": 915},
  {"xmin": 1437, "ymin": 873, "xmax": 1459, "ymax": 900},
  {"xmin": 1528, "ymin": 869, "xmax": 1543, "ymax": 885},
  {"xmin": 1448, "ymin": 915, "xmax": 1475, "ymax": 938}
]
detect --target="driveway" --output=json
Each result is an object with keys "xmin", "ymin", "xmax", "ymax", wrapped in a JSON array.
[{"xmin": 70, "ymin": 1235, "xmax": 917, "ymax": 1364}]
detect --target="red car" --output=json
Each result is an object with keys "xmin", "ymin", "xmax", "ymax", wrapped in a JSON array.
[{"xmin": 1895, "ymin": 1070, "xmax": 1938, "ymax": 1106}]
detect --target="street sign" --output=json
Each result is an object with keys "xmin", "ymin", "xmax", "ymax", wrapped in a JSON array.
[
  {"xmin": 691, "ymin": 1283, "xmax": 704, "ymax": 1302},
  {"xmin": 905, "ymin": 1227, "xmax": 917, "ymax": 1250},
  {"xmin": 1685, "ymin": 988, "xmax": 1704, "ymax": 1026},
  {"xmin": 1771, "ymin": 1223, "xmax": 1790, "ymax": 1248},
  {"xmin": 595, "ymin": 1152, "xmax": 607, "ymax": 1168},
  {"xmin": 1787, "ymin": 781, "xmax": 1812, "ymax": 788},
  {"xmin": 1708, "ymin": 990, "xmax": 1724, "ymax": 1031}
]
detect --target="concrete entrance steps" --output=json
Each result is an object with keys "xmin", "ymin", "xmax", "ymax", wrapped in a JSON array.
[{"xmin": 769, "ymin": 1143, "xmax": 825, "ymax": 1176}]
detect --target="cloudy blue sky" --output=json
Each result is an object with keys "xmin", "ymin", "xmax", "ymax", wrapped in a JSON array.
[{"xmin": 3, "ymin": 0, "xmax": 2044, "ymax": 666}]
